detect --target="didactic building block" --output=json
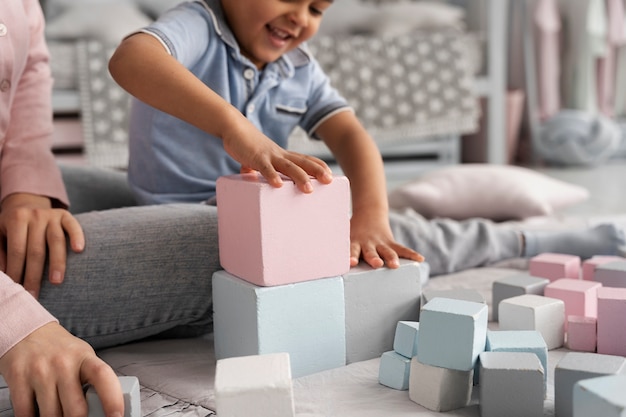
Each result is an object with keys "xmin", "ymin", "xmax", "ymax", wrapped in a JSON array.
[
  {"xmin": 492, "ymin": 273, "xmax": 550, "ymax": 321},
  {"xmin": 86, "ymin": 376, "xmax": 141, "ymax": 417},
  {"xmin": 566, "ymin": 316, "xmax": 597, "ymax": 352},
  {"xmin": 378, "ymin": 351, "xmax": 412, "ymax": 391},
  {"xmin": 409, "ymin": 357, "xmax": 473, "ymax": 412},
  {"xmin": 529, "ymin": 253, "xmax": 581, "ymax": 281},
  {"xmin": 212, "ymin": 270, "xmax": 346, "ymax": 378},
  {"xmin": 573, "ymin": 375, "xmax": 626, "ymax": 417},
  {"xmin": 498, "ymin": 294, "xmax": 565, "ymax": 350},
  {"xmin": 594, "ymin": 260, "xmax": 626, "ymax": 288},
  {"xmin": 544, "ymin": 278, "xmax": 602, "ymax": 324},
  {"xmin": 596, "ymin": 286, "xmax": 626, "ymax": 356},
  {"xmin": 214, "ymin": 353, "xmax": 295, "ymax": 417},
  {"xmin": 582, "ymin": 256, "xmax": 625, "ymax": 280},
  {"xmin": 216, "ymin": 173, "xmax": 350, "ymax": 286}
]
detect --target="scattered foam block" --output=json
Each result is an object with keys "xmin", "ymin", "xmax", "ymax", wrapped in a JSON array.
[
  {"xmin": 393, "ymin": 321, "xmax": 420, "ymax": 359},
  {"xmin": 417, "ymin": 297, "xmax": 488, "ymax": 371},
  {"xmin": 343, "ymin": 259, "xmax": 422, "ymax": 364},
  {"xmin": 485, "ymin": 330, "xmax": 548, "ymax": 389},
  {"xmin": 567, "ymin": 316, "xmax": 597, "ymax": 352},
  {"xmin": 408, "ymin": 357, "xmax": 473, "ymax": 412},
  {"xmin": 529, "ymin": 253, "xmax": 581, "ymax": 281},
  {"xmin": 492, "ymin": 273, "xmax": 550, "ymax": 321},
  {"xmin": 212, "ymin": 270, "xmax": 346, "ymax": 378},
  {"xmin": 582, "ymin": 256, "xmax": 625, "ymax": 280},
  {"xmin": 478, "ymin": 352, "xmax": 544, "ymax": 417},
  {"xmin": 544, "ymin": 278, "xmax": 602, "ymax": 326},
  {"xmin": 422, "ymin": 288, "xmax": 485, "ymax": 306},
  {"xmin": 573, "ymin": 375, "xmax": 626, "ymax": 417},
  {"xmin": 594, "ymin": 260, "xmax": 626, "ymax": 288},
  {"xmin": 378, "ymin": 351, "xmax": 411, "ymax": 391},
  {"xmin": 498, "ymin": 294, "xmax": 565, "ymax": 350},
  {"xmin": 555, "ymin": 352, "xmax": 626, "ymax": 417},
  {"xmin": 216, "ymin": 173, "xmax": 350, "ymax": 286},
  {"xmin": 597, "ymin": 287, "xmax": 626, "ymax": 356},
  {"xmin": 214, "ymin": 353, "xmax": 295, "ymax": 417},
  {"xmin": 86, "ymin": 376, "xmax": 141, "ymax": 417}
]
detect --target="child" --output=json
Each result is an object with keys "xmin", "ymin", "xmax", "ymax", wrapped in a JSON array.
[{"xmin": 109, "ymin": 0, "xmax": 625, "ymax": 275}]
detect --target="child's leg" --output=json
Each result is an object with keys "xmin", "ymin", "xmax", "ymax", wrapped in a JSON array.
[
  {"xmin": 389, "ymin": 208, "xmax": 522, "ymax": 276},
  {"xmin": 522, "ymin": 224, "xmax": 626, "ymax": 259}
]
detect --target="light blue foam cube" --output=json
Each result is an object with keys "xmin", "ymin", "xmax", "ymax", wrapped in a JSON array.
[
  {"xmin": 212, "ymin": 270, "xmax": 346, "ymax": 378},
  {"xmin": 486, "ymin": 330, "xmax": 548, "ymax": 389},
  {"xmin": 573, "ymin": 375, "xmax": 626, "ymax": 417},
  {"xmin": 378, "ymin": 351, "xmax": 411, "ymax": 390},
  {"xmin": 393, "ymin": 321, "xmax": 420, "ymax": 358},
  {"xmin": 417, "ymin": 297, "xmax": 488, "ymax": 371}
]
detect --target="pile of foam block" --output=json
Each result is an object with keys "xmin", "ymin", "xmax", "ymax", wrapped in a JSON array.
[{"xmin": 211, "ymin": 173, "xmax": 626, "ymax": 417}]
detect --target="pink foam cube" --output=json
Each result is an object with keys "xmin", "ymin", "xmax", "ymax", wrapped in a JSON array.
[
  {"xmin": 597, "ymin": 287, "xmax": 626, "ymax": 356},
  {"xmin": 544, "ymin": 278, "xmax": 602, "ymax": 324},
  {"xmin": 566, "ymin": 316, "xmax": 597, "ymax": 352},
  {"xmin": 529, "ymin": 253, "xmax": 581, "ymax": 281},
  {"xmin": 217, "ymin": 173, "xmax": 350, "ymax": 286},
  {"xmin": 582, "ymin": 256, "xmax": 624, "ymax": 281}
]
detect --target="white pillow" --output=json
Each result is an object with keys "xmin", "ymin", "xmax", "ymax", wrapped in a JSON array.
[
  {"xmin": 388, "ymin": 164, "xmax": 590, "ymax": 221},
  {"xmin": 45, "ymin": 3, "xmax": 152, "ymax": 44}
]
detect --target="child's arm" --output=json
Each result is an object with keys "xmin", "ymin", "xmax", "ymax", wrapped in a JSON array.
[
  {"xmin": 316, "ymin": 112, "xmax": 425, "ymax": 269},
  {"xmin": 109, "ymin": 33, "xmax": 333, "ymax": 194}
]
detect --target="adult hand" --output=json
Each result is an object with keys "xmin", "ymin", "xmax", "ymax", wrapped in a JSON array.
[
  {"xmin": 350, "ymin": 208, "xmax": 424, "ymax": 269},
  {"xmin": 0, "ymin": 193, "xmax": 85, "ymax": 297},
  {"xmin": 0, "ymin": 322, "xmax": 124, "ymax": 417}
]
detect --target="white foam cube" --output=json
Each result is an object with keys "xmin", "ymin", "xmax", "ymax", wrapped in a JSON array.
[
  {"xmin": 378, "ymin": 351, "xmax": 411, "ymax": 391},
  {"xmin": 86, "ymin": 376, "xmax": 141, "ymax": 417},
  {"xmin": 479, "ymin": 352, "xmax": 544, "ymax": 417},
  {"xmin": 417, "ymin": 297, "xmax": 488, "ymax": 371},
  {"xmin": 594, "ymin": 260, "xmax": 626, "ymax": 288},
  {"xmin": 498, "ymin": 294, "xmax": 565, "ymax": 350},
  {"xmin": 573, "ymin": 375, "xmax": 626, "ymax": 417},
  {"xmin": 485, "ymin": 330, "xmax": 548, "ymax": 388},
  {"xmin": 393, "ymin": 321, "xmax": 420, "ymax": 358},
  {"xmin": 492, "ymin": 273, "xmax": 550, "ymax": 321},
  {"xmin": 216, "ymin": 173, "xmax": 350, "ymax": 286},
  {"xmin": 212, "ymin": 270, "xmax": 346, "ymax": 377},
  {"xmin": 214, "ymin": 353, "xmax": 295, "ymax": 417},
  {"xmin": 408, "ymin": 357, "xmax": 473, "ymax": 412},
  {"xmin": 555, "ymin": 352, "xmax": 626, "ymax": 417},
  {"xmin": 343, "ymin": 259, "xmax": 422, "ymax": 363}
]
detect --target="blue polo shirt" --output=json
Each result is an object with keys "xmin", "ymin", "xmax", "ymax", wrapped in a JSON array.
[{"xmin": 127, "ymin": 0, "xmax": 350, "ymax": 204}]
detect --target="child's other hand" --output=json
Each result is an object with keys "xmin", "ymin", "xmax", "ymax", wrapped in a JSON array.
[
  {"xmin": 350, "ymin": 210, "xmax": 424, "ymax": 269},
  {"xmin": 223, "ymin": 125, "xmax": 333, "ymax": 193}
]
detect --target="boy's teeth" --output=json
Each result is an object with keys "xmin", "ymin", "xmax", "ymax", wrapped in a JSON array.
[{"xmin": 271, "ymin": 27, "xmax": 289, "ymax": 39}]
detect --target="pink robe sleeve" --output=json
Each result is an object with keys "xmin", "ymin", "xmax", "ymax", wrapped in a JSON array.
[{"xmin": 0, "ymin": 273, "xmax": 57, "ymax": 358}]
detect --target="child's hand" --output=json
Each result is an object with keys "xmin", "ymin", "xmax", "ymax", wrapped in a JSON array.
[
  {"xmin": 350, "ymin": 209, "xmax": 424, "ymax": 269},
  {"xmin": 222, "ymin": 123, "xmax": 333, "ymax": 193}
]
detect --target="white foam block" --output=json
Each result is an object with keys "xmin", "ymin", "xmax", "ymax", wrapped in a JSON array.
[
  {"xmin": 343, "ymin": 259, "xmax": 422, "ymax": 363},
  {"xmin": 479, "ymin": 352, "xmax": 544, "ymax": 417},
  {"xmin": 409, "ymin": 357, "xmax": 473, "ymax": 412},
  {"xmin": 216, "ymin": 173, "xmax": 350, "ymax": 286},
  {"xmin": 417, "ymin": 297, "xmax": 488, "ymax": 371},
  {"xmin": 212, "ymin": 270, "xmax": 346, "ymax": 378},
  {"xmin": 498, "ymin": 294, "xmax": 565, "ymax": 350},
  {"xmin": 555, "ymin": 352, "xmax": 626, "ymax": 417},
  {"xmin": 573, "ymin": 375, "xmax": 626, "ymax": 417},
  {"xmin": 214, "ymin": 353, "xmax": 295, "ymax": 417},
  {"xmin": 86, "ymin": 376, "xmax": 141, "ymax": 417}
]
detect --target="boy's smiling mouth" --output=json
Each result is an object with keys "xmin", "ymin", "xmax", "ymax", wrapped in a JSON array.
[{"xmin": 267, "ymin": 25, "xmax": 293, "ymax": 43}]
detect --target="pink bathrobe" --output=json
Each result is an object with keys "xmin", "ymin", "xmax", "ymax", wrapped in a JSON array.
[{"xmin": 0, "ymin": 0, "xmax": 67, "ymax": 358}]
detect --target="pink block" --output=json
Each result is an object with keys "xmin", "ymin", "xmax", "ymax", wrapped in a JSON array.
[
  {"xmin": 597, "ymin": 287, "xmax": 626, "ymax": 356},
  {"xmin": 566, "ymin": 316, "xmax": 597, "ymax": 352},
  {"xmin": 582, "ymin": 256, "xmax": 625, "ymax": 280},
  {"xmin": 529, "ymin": 253, "xmax": 581, "ymax": 281},
  {"xmin": 216, "ymin": 173, "xmax": 350, "ymax": 286},
  {"xmin": 544, "ymin": 279, "xmax": 602, "ymax": 324}
]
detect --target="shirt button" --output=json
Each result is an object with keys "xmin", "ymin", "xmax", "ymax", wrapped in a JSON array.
[
  {"xmin": 0, "ymin": 24, "xmax": 7, "ymax": 37},
  {"xmin": 243, "ymin": 68, "xmax": 255, "ymax": 80},
  {"xmin": 0, "ymin": 79, "xmax": 10, "ymax": 92},
  {"xmin": 247, "ymin": 103, "xmax": 256, "ymax": 114}
]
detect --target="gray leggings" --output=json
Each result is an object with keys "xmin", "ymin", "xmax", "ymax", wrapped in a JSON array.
[{"xmin": 38, "ymin": 165, "xmax": 520, "ymax": 350}]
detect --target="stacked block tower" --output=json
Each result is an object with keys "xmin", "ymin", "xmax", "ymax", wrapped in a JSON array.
[{"xmin": 213, "ymin": 173, "xmax": 424, "ymax": 379}]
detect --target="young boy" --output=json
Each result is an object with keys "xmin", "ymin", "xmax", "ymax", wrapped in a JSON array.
[{"xmin": 109, "ymin": 0, "xmax": 625, "ymax": 274}]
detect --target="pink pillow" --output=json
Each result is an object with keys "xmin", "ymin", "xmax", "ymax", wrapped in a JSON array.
[{"xmin": 388, "ymin": 164, "xmax": 589, "ymax": 221}]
